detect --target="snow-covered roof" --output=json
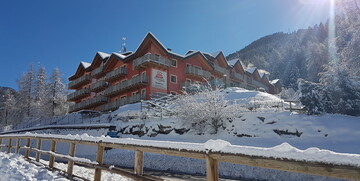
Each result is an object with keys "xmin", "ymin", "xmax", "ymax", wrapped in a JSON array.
[
  {"xmin": 97, "ymin": 51, "xmax": 110, "ymax": 59},
  {"xmin": 228, "ymin": 59, "xmax": 239, "ymax": 66},
  {"xmin": 113, "ymin": 52, "xmax": 129, "ymax": 59},
  {"xmin": 271, "ymin": 79, "xmax": 280, "ymax": 84},
  {"xmin": 209, "ymin": 51, "xmax": 222, "ymax": 58},
  {"xmin": 245, "ymin": 67, "xmax": 257, "ymax": 74},
  {"xmin": 259, "ymin": 72, "xmax": 265, "ymax": 78},
  {"xmin": 80, "ymin": 61, "xmax": 91, "ymax": 69}
]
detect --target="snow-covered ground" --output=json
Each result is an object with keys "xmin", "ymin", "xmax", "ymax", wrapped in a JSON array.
[
  {"xmin": 0, "ymin": 152, "xmax": 68, "ymax": 181},
  {"xmin": 0, "ymin": 151, "xmax": 131, "ymax": 181},
  {"xmin": 2, "ymin": 87, "xmax": 359, "ymax": 181}
]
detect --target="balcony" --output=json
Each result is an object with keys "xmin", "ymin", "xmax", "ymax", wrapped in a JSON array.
[
  {"xmin": 185, "ymin": 66, "xmax": 211, "ymax": 80},
  {"xmin": 252, "ymin": 80, "xmax": 268, "ymax": 90},
  {"xmin": 91, "ymin": 66, "xmax": 104, "ymax": 78},
  {"xmin": 213, "ymin": 64, "xmax": 227, "ymax": 75},
  {"xmin": 90, "ymin": 80, "xmax": 108, "ymax": 92},
  {"xmin": 133, "ymin": 54, "xmax": 172, "ymax": 69},
  {"xmin": 104, "ymin": 75, "xmax": 149, "ymax": 97},
  {"xmin": 105, "ymin": 67, "xmax": 128, "ymax": 81},
  {"xmin": 68, "ymin": 95, "xmax": 108, "ymax": 113},
  {"xmin": 100, "ymin": 94, "xmax": 145, "ymax": 112},
  {"xmin": 230, "ymin": 72, "xmax": 245, "ymax": 82},
  {"xmin": 68, "ymin": 74, "xmax": 91, "ymax": 89},
  {"xmin": 67, "ymin": 88, "xmax": 91, "ymax": 101}
]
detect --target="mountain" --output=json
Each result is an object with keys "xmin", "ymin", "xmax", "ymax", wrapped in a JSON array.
[{"xmin": 226, "ymin": 3, "xmax": 360, "ymax": 90}]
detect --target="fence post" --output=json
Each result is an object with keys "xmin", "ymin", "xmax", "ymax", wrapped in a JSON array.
[
  {"xmin": 7, "ymin": 138, "xmax": 12, "ymax": 153},
  {"xmin": 16, "ymin": 138, "xmax": 21, "ymax": 153},
  {"xmin": 134, "ymin": 151, "xmax": 144, "ymax": 175},
  {"xmin": 35, "ymin": 138, "xmax": 42, "ymax": 162},
  {"xmin": 205, "ymin": 155, "xmax": 218, "ymax": 181},
  {"xmin": 24, "ymin": 138, "xmax": 30, "ymax": 158},
  {"xmin": 67, "ymin": 142, "xmax": 76, "ymax": 177},
  {"xmin": 94, "ymin": 144, "xmax": 104, "ymax": 181},
  {"xmin": 49, "ymin": 140, "xmax": 56, "ymax": 168}
]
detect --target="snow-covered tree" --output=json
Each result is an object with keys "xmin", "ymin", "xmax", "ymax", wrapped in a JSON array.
[
  {"xmin": 17, "ymin": 64, "xmax": 35, "ymax": 119},
  {"xmin": 34, "ymin": 66, "xmax": 49, "ymax": 118},
  {"xmin": 174, "ymin": 84, "xmax": 240, "ymax": 134},
  {"xmin": 297, "ymin": 79, "xmax": 334, "ymax": 115},
  {"xmin": 48, "ymin": 68, "xmax": 68, "ymax": 116},
  {"xmin": 319, "ymin": 62, "xmax": 360, "ymax": 116},
  {"xmin": 1, "ymin": 89, "xmax": 17, "ymax": 126}
]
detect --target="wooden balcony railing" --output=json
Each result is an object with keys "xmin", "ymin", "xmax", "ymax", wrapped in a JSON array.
[{"xmin": 68, "ymin": 75, "xmax": 91, "ymax": 89}]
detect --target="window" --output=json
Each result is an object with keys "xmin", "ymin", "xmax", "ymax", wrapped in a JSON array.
[
  {"xmin": 170, "ymin": 59, "xmax": 177, "ymax": 67},
  {"xmin": 186, "ymin": 63, "xmax": 191, "ymax": 68},
  {"xmin": 132, "ymin": 91, "xmax": 138, "ymax": 97},
  {"xmin": 170, "ymin": 75, "xmax": 177, "ymax": 83},
  {"xmin": 186, "ymin": 79, "xmax": 191, "ymax": 87},
  {"xmin": 141, "ymin": 89, "xmax": 146, "ymax": 98}
]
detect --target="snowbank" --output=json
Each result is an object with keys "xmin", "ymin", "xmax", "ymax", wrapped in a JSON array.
[
  {"xmin": 4, "ymin": 133, "xmax": 360, "ymax": 168},
  {"xmin": 0, "ymin": 152, "xmax": 68, "ymax": 181}
]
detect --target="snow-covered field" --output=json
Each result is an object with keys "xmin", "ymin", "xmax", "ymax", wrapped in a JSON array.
[{"xmin": 2, "ymin": 87, "xmax": 359, "ymax": 181}]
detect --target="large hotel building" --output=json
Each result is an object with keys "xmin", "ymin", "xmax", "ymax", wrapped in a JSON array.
[{"xmin": 67, "ymin": 33, "xmax": 282, "ymax": 113}]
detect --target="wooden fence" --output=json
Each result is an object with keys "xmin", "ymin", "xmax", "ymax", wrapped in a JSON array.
[{"xmin": 0, "ymin": 134, "xmax": 359, "ymax": 181}]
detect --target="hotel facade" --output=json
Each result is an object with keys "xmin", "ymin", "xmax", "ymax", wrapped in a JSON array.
[{"xmin": 67, "ymin": 33, "xmax": 282, "ymax": 113}]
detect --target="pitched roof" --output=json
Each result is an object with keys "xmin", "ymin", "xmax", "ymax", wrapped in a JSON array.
[
  {"xmin": 271, "ymin": 79, "xmax": 280, "ymax": 84},
  {"xmin": 245, "ymin": 67, "xmax": 257, "ymax": 74},
  {"xmin": 97, "ymin": 51, "xmax": 110, "ymax": 59},
  {"xmin": 80, "ymin": 61, "xmax": 91, "ymax": 69}
]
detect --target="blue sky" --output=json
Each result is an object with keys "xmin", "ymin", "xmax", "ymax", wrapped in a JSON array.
[{"xmin": 0, "ymin": 0, "xmax": 331, "ymax": 89}]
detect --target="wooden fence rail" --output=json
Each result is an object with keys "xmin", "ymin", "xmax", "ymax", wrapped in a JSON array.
[{"xmin": 0, "ymin": 135, "xmax": 359, "ymax": 181}]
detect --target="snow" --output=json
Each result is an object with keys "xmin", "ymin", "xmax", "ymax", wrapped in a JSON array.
[
  {"xmin": 204, "ymin": 139, "xmax": 231, "ymax": 152},
  {"xmin": 80, "ymin": 61, "xmax": 91, "ymax": 69},
  {"xmin": 113, "ymin": 52, "xmax": 128, "ymax": 59},
  {"xmin": 3, "ymin": 87, "xmax": 359, "ymax": 180},
  {"xmin": 97, "ymin": 51, "xmax": 110, "ymax": 59},
  {"xmin": 227, "ymin": 59, "xmax": 239, "ymax": 66},
  {"xmin": 271, "ymin": 79, "xmax": 280, "ymax": 84},
  {"xmin": 209, "ymin": 51, "xmax": 222, "ymax": 58},
  {"xmin": 4, "ymin": 132, "xmax": 360, "ymax": 168},
  {"xmin": 0, "ymin": 152, "xmax": 68, "ymax": 181},
  {"xmin": 245, "ymin": 67, "xmax": 257, "ymax": 74}
]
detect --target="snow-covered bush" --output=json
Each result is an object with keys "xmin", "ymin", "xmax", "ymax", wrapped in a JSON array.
[{"xmin": 174, "ymin": 84, "xmax": 239, "ymax": 134}]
